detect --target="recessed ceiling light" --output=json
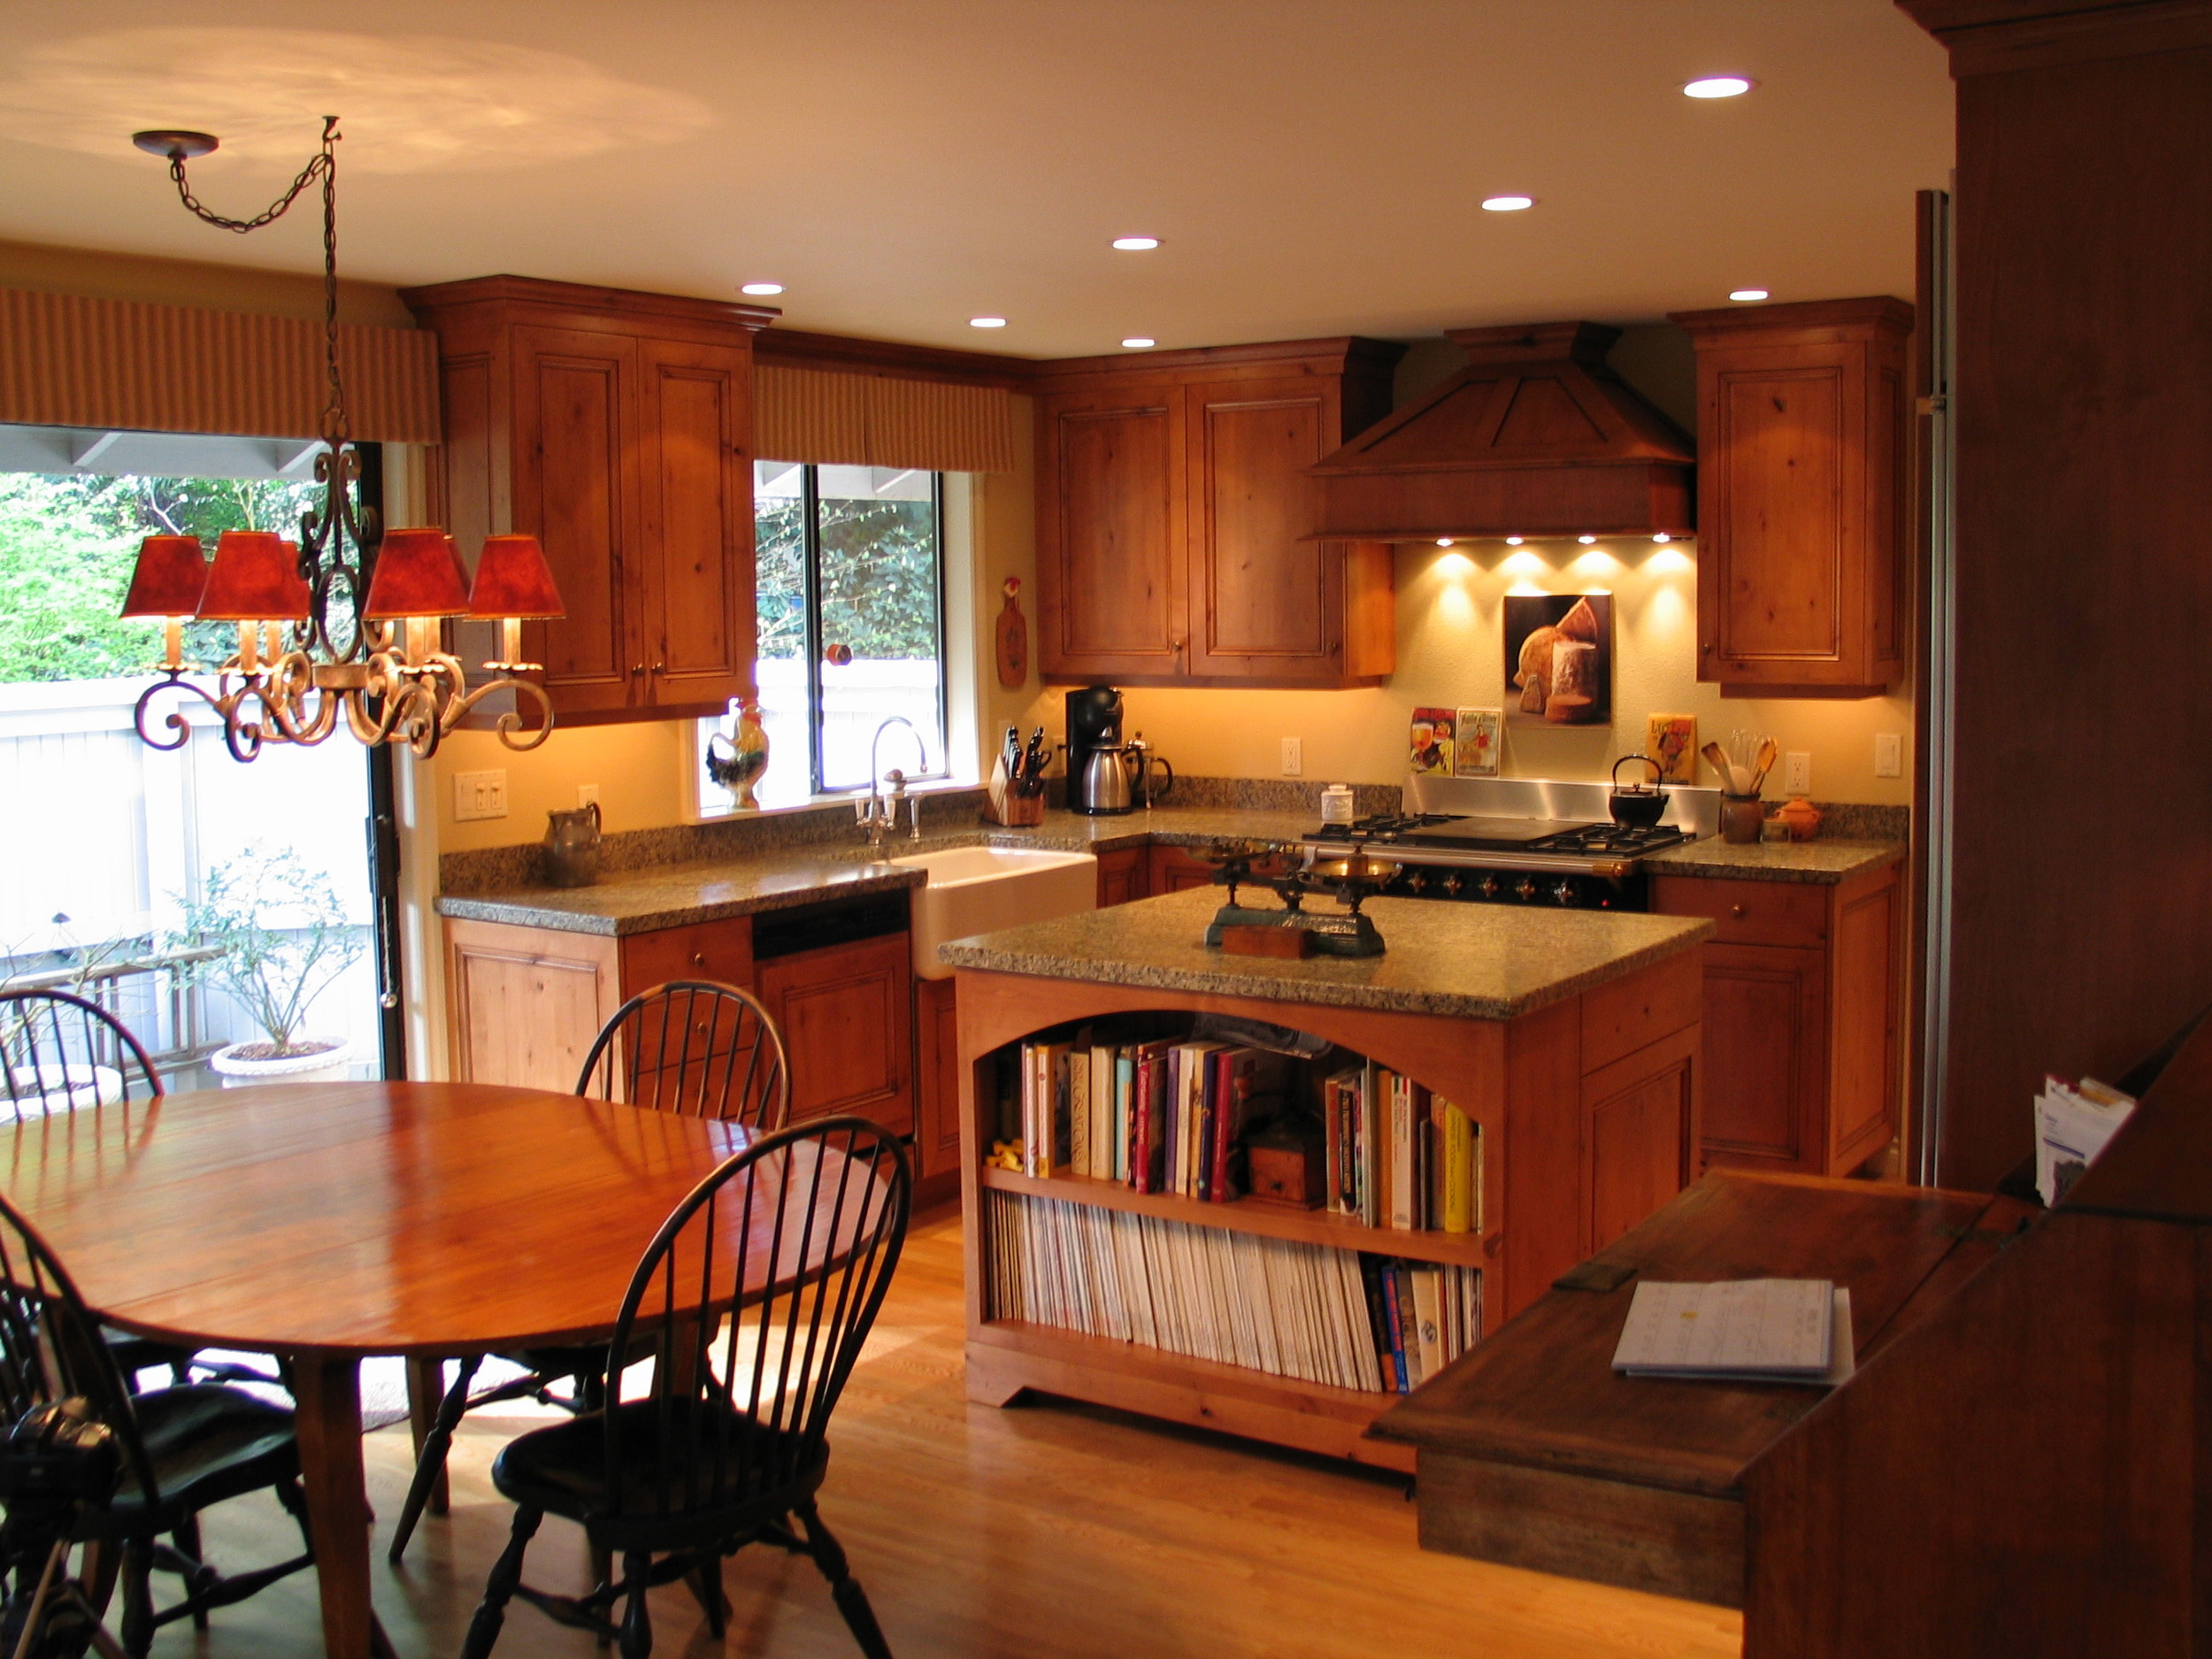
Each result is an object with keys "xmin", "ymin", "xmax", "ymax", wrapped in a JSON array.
[
  {"xmin": 1578, "ymin": 534, "xmax": 1597, "ymax": 545},
  {"xmin": 1729, "ymin": 288, "xmax": 1770, "ymax": 303},
  {"xmin": 740, "ymin": 282, "xmax": 783, "ymax": 296},
  {"xmin": 1504, "ymin": 535, "xmax": 1524, "ymax": 546},
  {"xmin": 1652, "ymin": 533, "xmax": 1671, "ymax": 544},
  {"xmin": 1480, "ymin": 195, "xmax": 1535, "ymax": 212},
  {"xmin": 1684, "ymin": 76, "xmax": 1755, "ymax": 99},
  {"xmin": 970, "ymin": 317, "xmax": 1007, "ymax": 328},
  {"xmin": 1121, "ymin": 337, "xmax": 1156, "ymax": 349},
  {"xmin": 1436, "ymin": 538, "xmax": 1455, "ymax": 548},
  {"xmin": 1111, "ymin": 236, "xmax": 1161, "ymax": 251}
]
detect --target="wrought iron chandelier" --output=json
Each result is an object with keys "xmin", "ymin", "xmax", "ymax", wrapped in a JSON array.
[{"xmin": 119, "ymin": 116, "xmax": 560, "ymax": 763}]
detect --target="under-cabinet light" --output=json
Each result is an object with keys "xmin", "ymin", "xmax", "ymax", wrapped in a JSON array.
[{"xmin": 1121, "ymin": 337, "xmax": 1156, "ymax": 349}]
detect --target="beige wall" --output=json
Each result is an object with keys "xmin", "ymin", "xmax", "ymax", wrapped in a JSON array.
[{"xmin": 1095, "ymin": 538, "xmax": 1913, "ymax": 803}]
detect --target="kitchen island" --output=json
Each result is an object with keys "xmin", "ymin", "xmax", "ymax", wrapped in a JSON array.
[{"xmin": 941, "ymin": 887, "xmax": 1713, "ymax": 1469}]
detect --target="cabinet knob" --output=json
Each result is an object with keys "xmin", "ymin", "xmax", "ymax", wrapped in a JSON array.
[
  {"xmin": 1731, "ymin": 903, "xmax": 1747, "ymax": 918},
  {"xmin": 631, "ymin": 664, "xmax": 646, "ymax": 676},
  {"xmin": 653, "ymin": 661, "xmax": 666, "ymax": 674},
  {"xmin": 692, "ymin": 952, "xmax": 707, "ymax": 969}
]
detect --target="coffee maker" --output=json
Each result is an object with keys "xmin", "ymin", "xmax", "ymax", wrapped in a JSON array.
[{"xmin": 1065, "ymin": 687, "xmax": 1127, "ymax": 815}]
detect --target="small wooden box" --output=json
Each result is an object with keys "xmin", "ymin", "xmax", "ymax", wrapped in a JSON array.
[{"xmin": 1245, "ymin": 1131, "xmax": 1325, "ymax": 1209}]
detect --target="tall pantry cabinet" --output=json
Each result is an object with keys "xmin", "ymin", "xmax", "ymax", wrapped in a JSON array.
[
  {"xmin": 1033, "ymin": 338, "xmax": 1404, "ymax": 687},
  {"xmin": 400, "ymin": 276, "xmax": 779, "ymax": 724}
]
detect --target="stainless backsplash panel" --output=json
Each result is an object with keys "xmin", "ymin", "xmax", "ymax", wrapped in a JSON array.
[{"xmin": 1401, "ymin": 773, "xmax": 1722, "ymax": 840}]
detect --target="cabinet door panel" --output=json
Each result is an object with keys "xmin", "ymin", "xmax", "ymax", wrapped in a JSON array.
[
  {"xmin": 1095, "ymin": 847, "xmax": 1148, "ymax": 907},
  {"xmin": 511, "ymin": 326, "xmax": 639, "ymax": 714},
  {"xmin": 1040, "ymin": 398, "xmax": 1183, "ymax": 677},
  {"xmin": 915, "ymin": 977, "xmax": 963, "ymax": 1179},
  {"xmin": 1581, "ymin": 1025, "xmax": 1700, "ymax": 1256},
  {"xmin": 1187, "ymin": 379, "xmax": 1340, "ymax": 674},
  {"xmin": 1828, "ymin": 874, "xmax": 1901, "ymax": 1171},
  {"xmin": 756, "ymin": 934, "xmax": 914, "ymax": 1135},
  {"xmin": 1714, "ymin": 360, "xmax": 1847, "ymax": 666},
  {"xmin": 1699, "ymin": 941, "xmax": 1827, "ymax": 1171},
  {"xmin": 639, "ymin": 337, "xmax": 753, "ymax": 711},
  {"xmin": 446, "ymin": 920, "xmax": 620, "ymax": 1091},
  {"xmin": 1147, "ymin": 844, "xmax": 1217, "ymax": 895}
]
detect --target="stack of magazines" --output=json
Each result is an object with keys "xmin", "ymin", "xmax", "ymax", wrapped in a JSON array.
[{"xmin": 2033, "ymin": 1075, "xmax": 2137, "ymax": 1206}]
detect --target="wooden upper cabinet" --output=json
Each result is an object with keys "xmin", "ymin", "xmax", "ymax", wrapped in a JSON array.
[
  {"xmin": 1039, "ymin": 392, "xmax": 1184, "ymax": 678},
  {"xmin": 401, "ymin": 276, "xmax": 777, "ymax": 726},
  {"xmin": 1034, "ymin": 339, "xmax": 1403, "ymax": 687},
  {"xmin": 1669, "ymin": 298, "xmax": 1913, "ymax": 694}
]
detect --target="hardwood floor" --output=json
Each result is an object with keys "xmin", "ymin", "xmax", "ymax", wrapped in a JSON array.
[{"xmin": 176, "ymin": 1205, "xmax": 1742, "ymax": 1657}]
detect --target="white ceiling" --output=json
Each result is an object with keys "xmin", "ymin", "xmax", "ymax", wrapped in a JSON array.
[{"xmin": 0, "ymin": 0, "xmax": 1954, "ymax": 357}]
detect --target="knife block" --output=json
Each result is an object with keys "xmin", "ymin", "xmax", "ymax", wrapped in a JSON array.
[{"xmin": 983, "ymin": 776, "xmax": 1046, "ymax": 826}]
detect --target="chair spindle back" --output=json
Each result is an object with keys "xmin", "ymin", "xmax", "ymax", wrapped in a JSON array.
[
  {"xmin": 0, "ymin": 990, "xmax": 164, "ymax": 1122},
  {"xmin": 575, "ymin": 980, "xmax": 790, "ymax": 1128},
  {"xmin": 602, "ymin": 1116, "xmax": 910, "ymax": 1524}
]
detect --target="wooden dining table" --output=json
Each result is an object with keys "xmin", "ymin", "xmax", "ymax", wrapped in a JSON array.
[{"xmin": 0, "ymin": 1077, "xmax": 845, "ymax": 1659}]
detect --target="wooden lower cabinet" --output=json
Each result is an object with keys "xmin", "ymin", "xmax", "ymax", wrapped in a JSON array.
[
  {"xmin": 1147, "ymin": 843, "xmax": 1217, "ymax": 895},
  {"xmin": 1094, "ymin": 847, "xmax": 1148, "ymax": 907},
  {"xmin": 915, "ymin": 978, "xmax": 964, "ymax": 1181},
  {"xmin": 1652, "ymin": 859, "xmax": 1902, "ymax": 1177},
  {"xmin": 755, "ymin": 934, "xmax": 915, "ymax": 1135},
  {"xmin": 443, "ymin": 911, "xmax": 917, "ymax": 1141}
]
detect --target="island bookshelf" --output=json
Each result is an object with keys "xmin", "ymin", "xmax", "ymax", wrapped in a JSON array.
[{"xmin": 955, "ymin": 954, "xmax": 1703, "ymax": 1469}]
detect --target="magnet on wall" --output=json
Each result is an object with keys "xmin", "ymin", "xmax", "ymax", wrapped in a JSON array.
[{"xmin": 995, "ymin": 575, "xmax": 1029, "ymax": 688}]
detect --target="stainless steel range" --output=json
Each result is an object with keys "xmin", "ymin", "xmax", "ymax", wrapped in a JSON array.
[{"xmin": 1301, "ymin": 775, "xmax": 1720, "ymax": 911}]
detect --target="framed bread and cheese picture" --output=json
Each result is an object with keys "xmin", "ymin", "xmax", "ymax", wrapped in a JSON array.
[{"xmin": 1505, "ymin": 594, "xmax": 1613, "ymax": 728}]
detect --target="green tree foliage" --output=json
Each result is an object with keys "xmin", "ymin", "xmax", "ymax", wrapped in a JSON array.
[
  {"xmin": 755, "ymin": 490, "xmax": 939, "ymax": 663},
  {"xmin": 0, "ymin": 472, "xmax": 326, "ymax": 684}
]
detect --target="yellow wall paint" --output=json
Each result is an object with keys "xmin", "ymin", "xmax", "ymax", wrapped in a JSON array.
[
  {"xmin": 432, "ymin": 720, "xmax": 689, "ymax": 850},
  {"xmin": 1090, "ymin": 539, "xmax": 1914, "ymax": 803}
]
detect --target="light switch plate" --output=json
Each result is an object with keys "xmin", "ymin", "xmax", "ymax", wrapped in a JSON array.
[
  {"xmin": 453, "ymin": 769, "xmax": 508, "ymax": 822},
  {"xmin": 1783, "ymin": 752, "xmax": 1812, "ymax": 796},
  {"xmin": 1280, "ymin": 737, "xmax": 1303, "ymax": 777},
  {"xmin": 1874, "ymin": 733, "xmax": 1903, "ymax": 778}
]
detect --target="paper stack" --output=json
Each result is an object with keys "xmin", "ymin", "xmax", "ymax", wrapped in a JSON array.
[
  {"xmin": 1610, "ymin": 1279, "xmax": 1855, "ymax": 1386},
  {"xmin": 2033, "ymin": 1076, "xmax": 2138, "ymax": 1207}
]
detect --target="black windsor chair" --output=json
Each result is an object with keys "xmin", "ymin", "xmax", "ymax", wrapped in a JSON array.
[
  {"xmin": 0, "ymin": 989, "xmax": 273, "ymax": 1396},
  {"xmin": 459, "ymin": 1114, "xmax": 910, "ymax": 1659},
  {"xmin": 0, "ymin": 1189, "xmax": 313, "ymax": 1657},
  {"xmin": 388, "ymin": 980, "xmax": 793, "ymax": 1563}
]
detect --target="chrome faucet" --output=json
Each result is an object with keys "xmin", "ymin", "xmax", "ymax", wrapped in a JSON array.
[{"xmin": 856, "ymin": 716, "xmax": 938, "ymax": 849}]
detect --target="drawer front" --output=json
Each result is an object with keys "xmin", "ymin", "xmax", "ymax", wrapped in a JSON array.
[
  {"xmin": 618, "ymin": 918, "xmax": 756, "ymax": 996},
  {"xmin": 1650, "ymin": 874, "xmax": 1828, "ymax": 949}
]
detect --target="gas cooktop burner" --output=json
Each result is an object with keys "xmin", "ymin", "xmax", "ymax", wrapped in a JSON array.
[{"xmin": 1308, "ymin": 813, "xmax": 1688, "ymax": 856}]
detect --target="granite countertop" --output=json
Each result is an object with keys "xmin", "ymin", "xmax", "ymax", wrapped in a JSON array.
[
  {"xmin": 939, "ymin": 887, "xmax": 1713, "ymax": 1022},
  {"xmin": 1641, "ymin": 838, "xmax": 1904, "ymax": 884},
  {"xmin": 433, "ymin": 806, "xmax": 1317, "ymax": 935}
]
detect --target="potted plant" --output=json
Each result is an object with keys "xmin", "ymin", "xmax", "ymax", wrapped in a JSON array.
[{"xmin": 171, "ymin": 849, "xmax": 367, "ymax": 1087}]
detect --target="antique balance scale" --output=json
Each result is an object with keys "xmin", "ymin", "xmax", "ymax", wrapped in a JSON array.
[{"xmin": 1187, "ymin": 841, "xmax": 1401, "ymax": 959}]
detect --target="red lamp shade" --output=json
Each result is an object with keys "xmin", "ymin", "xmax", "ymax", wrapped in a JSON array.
[
  {"xmin": 468, "ymin": 534, "xmax": 565, "ymax": 619},
  {"xmin": 363, "ymin": 527, "xmax": 472, "ymax": 620},
  {"xmin": 197, "ymin": 530, "xmax": 311, "ymax": 622},
  {"xmin": 119, "ymin": 534, "xmax": 208, "ymax": 618}
]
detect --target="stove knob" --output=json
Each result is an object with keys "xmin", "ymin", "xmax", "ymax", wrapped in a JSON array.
[
  {"xmin": 1514, "ymin": 877, "xmax": 1538, "ymax": 902},
  {"xmin": 1552, "ymin": 879, "xmax": 1578, "ymax": 906},
  {"xmin": 1406, "ymin": 871, "xmax": 1429, "ymax": 894},
  {"xmin": 1441, "ymin": 873, "xmax": 1464, "ymax": 897},
  {"xmin": 1476, "ymin": 875, "xmax": 1500, "ymax": 900}
]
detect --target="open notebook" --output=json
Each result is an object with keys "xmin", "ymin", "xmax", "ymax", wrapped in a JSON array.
[{"xmin": 1611, "ymin": 1279, "xmax": 1855, "ymax": 1385}]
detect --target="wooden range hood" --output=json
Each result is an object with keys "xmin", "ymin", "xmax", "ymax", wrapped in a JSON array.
[{"xmin": 1305, "ymin": 321, "xmax": 1694, "ymax": 541}]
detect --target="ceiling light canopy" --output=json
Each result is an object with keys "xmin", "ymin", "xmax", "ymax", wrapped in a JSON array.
[
  {"xmin": 740, "ymin": 281, "xmax": 783, "ymax": 296},
  {"xmin": 1684, "ymin": 76, "xmax": 1755, "ymax": 99},
  {"xmin": 1110, "ymin": 236, "xmax": 1161, "ymax": 251},
  {"xmin": 1480, "ymin": 195, "xmax": 1535, "ymax": 212},
  {"xmin": 970, "ymin": 316, "xmax": 1007, "ymax": 328},
  {"xmin": 1729, "ymin": 288, "xmax": 1770, "ymax": 302}
]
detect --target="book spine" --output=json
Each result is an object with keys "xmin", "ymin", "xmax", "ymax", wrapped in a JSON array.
[
  {"xmin": 1394, "ymin": 1263, "xmax": 1423, "ymax": 1387},
  {"xmin": 1069, "ymin": 1050, "xmax": 1091, "ymax": 1178},
  {"xmin": 1324, "ymin": 1076, "xmax": 1343, "ymax": 1217},
  {"xmin": 1379, "ymin": 1263, "xmax": 1410, "ymax": 1393},
  {"xmin": 1388, "ymin": 1073, "xmax": 1415, "ymax": 1232},
  {"xmin": 1113, "ymin": 1051, "xmax": 1133, "ymax": 1185},
  {"xmin": 1023, "ymin": 1042, "xmax": 1041, "ymax": 1178},
  {"xmin": 1442, "ymin": 1102, "xmax": 1472, "ymax": 1234},
  {"xmin": 1133, "ymin": 1051, "xmax": 1156, "ymax": 1194},
  {"xmin": 1195, "ymin": 1050, "xmax": 1218, "ymax": 1202},
  {"xmin": 1411, "ymin": 1266, "xmax": 1442, "ymax": 1386}
]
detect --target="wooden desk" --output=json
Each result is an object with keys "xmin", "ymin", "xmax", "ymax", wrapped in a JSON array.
[
  {"xmin": 0, "ymin": 1079, "xmax": 851, "ymax": 1659},
  {"xmin": 1369, "ymin": 1170, "xmax": 2029, "ymax": 1606}
]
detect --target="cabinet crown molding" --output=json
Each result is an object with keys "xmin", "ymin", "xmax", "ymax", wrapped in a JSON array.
[
  {"xmin": 1669, "ymin": 296, "xmax": 1915, "ymax": 341},
  {"xmin": 399, "ymin": 273, "xmax": 780, "ymax": 334}
]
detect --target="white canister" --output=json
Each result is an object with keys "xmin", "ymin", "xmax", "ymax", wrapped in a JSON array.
[{"xmin": 1320, "ymin": 784, "xmax": 1356, "ymax": 824}]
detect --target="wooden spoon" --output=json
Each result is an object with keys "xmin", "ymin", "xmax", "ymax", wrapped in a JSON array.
[
  {"xmin": 1751, "ymin": 737, "xmax": 1779, "ymax": 794},
  {"xmin": 1701, "ymin": 741, "xmax": 1732, "ymax": 784}
]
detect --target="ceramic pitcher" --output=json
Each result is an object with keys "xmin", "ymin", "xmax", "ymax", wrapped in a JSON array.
[{"xmin": 543, "ymin": 800, "xmax": 603, "ymax": 887}]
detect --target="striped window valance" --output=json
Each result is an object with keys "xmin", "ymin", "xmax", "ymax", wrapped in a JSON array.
[
  {"xmin": 0, "ymin": 287, "xmax": 441, "ymax": 444},
  {"xmin": 755, "ymin": 363, "xmax": 1016, "ymax": 473}
]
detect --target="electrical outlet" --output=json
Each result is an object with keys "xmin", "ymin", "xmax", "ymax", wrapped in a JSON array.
[
  {"xmin": 1783, "ymin": 752, "xmax": 1812, "ymax": 796},
  {"xmin": 1874, "ymin": 733, "xmax": 1903, "ymax": 778},
  {"xmin": 452, "ymin": 769, "xmax": 508, "ymax": 822},
  {"xmin": 577, "ymin": 783, "xmax": 601, "ymax": 809},
  {"xmin": 1280, "ymin": 737, "xmax": 1303, "ymax": 777}
]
